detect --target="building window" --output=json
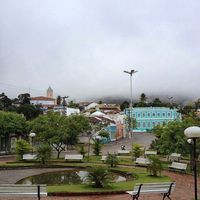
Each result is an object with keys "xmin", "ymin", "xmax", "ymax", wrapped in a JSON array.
[
  {"xmin": 152, "ymin": 113, "xmax": 155, "ymax": 117},
  {"xmin": 142, "ymin": 113, "xmax": 145, "ymax": 117},
  {"xmin": 157, "ymin": 113, "xmax": 160, "ymax": 117},
  {"xmin": 143, "ymin": 122, "xmax": 146, "ymax": 128},
  {"xmin": 137, "ymin": 122, "xmax": 140, "ymax": 127},
  {"xmin": 147, "ymin": 113, "xmax": 150, "ymax": 117},
  {"xmin": 148, "ymin": 122, "xmax": 150, "ymax": 127},
  {"xmin": 163, "ymin": 113, "xmax": 166, "ymax": 117},
  {"xmin": 152, "ymin": 122, "xmax": 155, "ymax": 127},
  {"xmin": 168, "ymin": 112, "xmax": 171, "ymax": 117},
  {"xmin": 138, "ymin": 113, "xmax": 140, "ymax": 117}
]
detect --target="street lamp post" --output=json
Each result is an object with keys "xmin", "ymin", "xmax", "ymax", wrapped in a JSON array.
[
  {"xmin": 184, "ymin": 126, "xmax": 200, "ymax": 200},
  {"xmin": 124, "ymin": 69, "xmax": 138, "ymax": 138},
  {"xmin": 29, "ymin": 132, "xmax": 36, "ymax": 155}
]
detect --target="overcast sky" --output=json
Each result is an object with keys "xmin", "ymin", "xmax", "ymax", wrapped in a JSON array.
[{"xmin": 0, "ymin": 0, "xmax": 200, "ymax": 101}]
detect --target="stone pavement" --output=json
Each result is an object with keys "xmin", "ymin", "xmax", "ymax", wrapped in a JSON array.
[{"xmin": 1, "ymin": 170, "xmax": 200, "ymax": 200}]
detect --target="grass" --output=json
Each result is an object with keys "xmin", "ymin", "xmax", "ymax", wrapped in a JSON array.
[
  {"xmin": 1, "ymin": 155, "xmax": 171, "ymax": 193},
  {"xmin": 47, "ymin": 166, "xmax": 170, "ymax": 193}
]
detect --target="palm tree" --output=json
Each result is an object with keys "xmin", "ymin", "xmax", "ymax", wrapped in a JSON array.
[
  {"xmin": 86, "ymin": 166, "xmax": 110, "ymax": 188},
  {"xmin": 147, "ymin": 155, "xmax": 163, "ymax": 176}
]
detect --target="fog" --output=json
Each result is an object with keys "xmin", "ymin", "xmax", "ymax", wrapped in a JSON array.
[{"xmin": 1, "ymin": 0, "xmax": 200, "ymax": 102}]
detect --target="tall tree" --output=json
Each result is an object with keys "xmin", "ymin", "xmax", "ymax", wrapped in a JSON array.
[
  {"xmin": 120, "ymin": 101, "xmax": 129, "ymax": 111},
  {"xmin": 0, "ymin": 111, "xmax": 28, "ymax": 152},
  {"xmin": 0, "ymin": 93, "xmax": 12, "ymax": 109},
  {"xmin": 67, "ymin": 100, "xmax": 79, "ymax": 108},
  {"xmin": 31, "ymin": 112, "xmax": 91, "ymax": 158},
  {"xmin": 18, "ymin": 93, "xmax": 30, "ymax": 105},
  {"xmin": 140, "ymin": 93, "xmax": 147, "ymax": 103},
  {"xmin": 56, "ymin": 96, "xmax": 62, "ymax": 105},
  {"xmin": 17, "ymin": 104, "xmax": 42, "ymax": 120}
]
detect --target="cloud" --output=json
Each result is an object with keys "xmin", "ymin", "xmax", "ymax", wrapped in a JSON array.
[{"xmin": 0, "ymin": 0, "xmax": 200, "ymax": 101}]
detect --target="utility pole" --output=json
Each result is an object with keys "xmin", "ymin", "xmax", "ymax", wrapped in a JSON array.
[{"xmin": 124, "ymin": 69, "xmax": 138, "ymax": 138}]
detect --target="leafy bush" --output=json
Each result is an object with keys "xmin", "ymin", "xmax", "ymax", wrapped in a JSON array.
[
  {"xmin": 147, "ymin": 155, "xmax": 163, "ymax": 176},
  {"xmin": 93, "ymin": 139, "xmax": 102, "ymax": 156},
  {"xmin": 36, "ymin": 143, "xmax": 52, "ymax": 165},
  {"xmin": 15, "ymin": 139, "xmax": 31, "ymax": 160},
  {"xmin": 86, "ymin": 166, "xmax": 110, "ymax": 188},
  {"xmin": 132, "ymin": 144, "xmax": 143, "ymax": 160},
  {"xmin": 77, "ymin": 144, "xmax": 87, "ymax": 157},
  {"xmin": 106, "ymin": 153, "xmax": 119, "ymax": 167}
]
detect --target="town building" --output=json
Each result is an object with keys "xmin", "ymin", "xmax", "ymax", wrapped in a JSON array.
[{"xmin": 124, "ymin": 107, "xmax": 182, "ymax": 132}]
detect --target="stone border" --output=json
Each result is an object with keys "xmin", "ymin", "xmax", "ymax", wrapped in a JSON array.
[{"xmin": 48, "ymin": 190, "xmax": 127, "ymax": 196}]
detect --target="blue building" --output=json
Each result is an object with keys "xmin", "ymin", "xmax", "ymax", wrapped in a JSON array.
[{"xmin": 124, "ymin": 107, "xmax": 182, "ymax": 131}]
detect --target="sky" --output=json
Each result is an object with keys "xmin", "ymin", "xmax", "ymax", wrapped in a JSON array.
[{"xmin": 0, "ymin": 0, "xmax": 200, "ymax": 102}]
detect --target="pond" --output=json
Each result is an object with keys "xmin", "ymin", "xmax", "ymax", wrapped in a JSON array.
[{"xmin": 16, "ymin": 170, "xmax": 126, "ymax": 185}]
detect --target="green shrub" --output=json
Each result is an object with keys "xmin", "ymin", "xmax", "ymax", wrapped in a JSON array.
[
  {"xmin": 147, "ymin": 155, "xmax": 163, "ymax": 176},
  {"xmin": 132, "ymin": 144, "xmax": 143, "ymax": 160},
  {"xmin": 93, "ymin": 139, "xmax": 102, "ymax": 156},
  {"xmin": 86, "ymin": 166, "xmax": 110, "ymax": 188},
  {"xmin": 15, "ymin": 139, "xmax": 31, "ymax": 160},
  {"xmin": 77, "ymin": 144, "xmax": 87, "ymax": 157},
  {"xmin": 106, "ymin": 153, "xmax": 119, "ymax": 167},
  {"xmin": 36, "ymin": 143, "xmax": 52, "ymax": 165}
]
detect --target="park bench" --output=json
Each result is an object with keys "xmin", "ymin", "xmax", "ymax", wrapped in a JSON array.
[
  {"xmin": 101, "ymin": 155, "xmax": 107, "ymax": 162},
  {"xmin": 65, "ymin": 154, "xmax": 83, "ymax": 162},
  {"xmin": 0, "ymin": 184, "xmax": 47, "ymax": 200},
  {"xmin": 23, "ymin": 154, "xmax": 37, "ymax": 160},
  {"xmin": 117, "ymin": 150, "xmax": 130, "ymax": 155},
  {"xmin": 126, "ymin": 182, "xmax": 176, "ymax": 200},
  {"xmin": 144, "ymin": 150, "xmax": 157, "ymax": 156},
  {"xmin": 135, "ymin": 157, "xmax": 150, "ymax": 166},
  {"xmin": 169, "ymin": 162, "xmax": 187, "ymax": 172},
  {"xmin": 169, "ymin": 153, "xmax": 181, "ymax": 162}
]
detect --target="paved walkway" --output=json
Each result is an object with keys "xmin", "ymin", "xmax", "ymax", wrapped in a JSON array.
[{"xmin": 0, "ymin": 169, "xmax": 200, "ymax": 200}]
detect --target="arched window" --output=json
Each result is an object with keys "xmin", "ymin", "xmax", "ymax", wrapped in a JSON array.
[
  {"xmin": 143, "ymin": 122, "xmax": 146, "ymax": 127},
  {"xmin": 148, "ymin": 122, "xmax": 150, "ymax": 127},
  {"xmin": 152, "ymin": 113, "xmax": 156, "ymax": 117},
  {"xmin": 143, "ymin": 113, "xmax": 145, "ymax": 117},
  {"xmin": 147, "ymin": 113, "xmax": 150, "ymax": 117},
  {"xmin": 137, "ymin": 122, "xmax": 140, "ymax": 127}
]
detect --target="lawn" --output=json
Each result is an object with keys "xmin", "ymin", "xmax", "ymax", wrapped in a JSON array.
[{"xmin": 47, "ymin": 166, "xmax": 170, "ymax": 193}]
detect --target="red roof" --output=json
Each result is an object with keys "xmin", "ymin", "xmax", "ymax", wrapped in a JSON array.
[{"xmin": 31, "ymin": 96, "xmax": 55, "ymax": 101}]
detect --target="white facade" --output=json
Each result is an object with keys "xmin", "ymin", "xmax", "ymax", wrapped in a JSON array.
[
  {"xmin": 85, "ymin": 102, "xmax": 98, "ymax": 110},
  {"xmin": 53, "ymin": 106, "xmax": 80, "ymax": 116},
  {"xmin": 30, "ymin": 100, "xmax": 55, "ymax": 106}
]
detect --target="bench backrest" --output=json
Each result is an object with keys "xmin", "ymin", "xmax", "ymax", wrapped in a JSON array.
[
  {"xmin": 101, "ymin": 156, "xmax": 107, "ymax": 161},
  {"xmin": 144, "ymin": 150, "xmax": 157, "ymax": 155},
  {"xmin": 135, "ymin": 158, "xmax": 150, "ymax": 164},
  {"xmin": 133, "ymin": 182, "xmax": 176, "ymax": 195},
  {"xmin": 65, "ymin": 154, "xmax": 83, "ymax": 160},
  {"xmin": 170, "ymin": 162, "xmax": 187, "ymax": 170},
  {"xmin": 23, "ymin": 154, "xmax": 37, "ymax": 160},
  {"xmin": 0, "ymin": 184, "xmax": 47, "ymax": 197},
  {"xmin": 118, "ymin": 150, "xmax": 130, "ymax": 154}
]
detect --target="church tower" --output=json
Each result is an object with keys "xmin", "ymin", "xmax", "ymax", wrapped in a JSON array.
[{"xmin": 47, "ymin": 86, "xmax": 53, "ymax": 98}]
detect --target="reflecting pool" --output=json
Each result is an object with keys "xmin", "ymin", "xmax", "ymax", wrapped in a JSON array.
[{"xmin": 16, "ymin": 170, "xmax": 126, "ymax": 185}]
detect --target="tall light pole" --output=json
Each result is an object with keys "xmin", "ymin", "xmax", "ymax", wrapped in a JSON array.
[
  {"xmin": 29, "ymin": 132, "xmax": 36, "ymax": 155},
  {"xmin": 124, "ymin": 69, "xmax": 138, "ymax": 138},
  {"xmin": 184, "ymin": 126, "xmax": 200, "ymax": 200}
]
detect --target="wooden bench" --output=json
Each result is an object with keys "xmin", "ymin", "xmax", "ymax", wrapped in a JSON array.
[
  {"xmin": 23, "ymin": 154, "xmax": 37, "ymax": 160},
  {"xmin": 144, "ymin": 150, "xmax": 157, "ymax": 156},
  {"xmin": 117, "ymin": 150, "xmax": 130, "ymax": 155},
  {"xmin": 169, "ymin": 153, "xmax": 181, "ymax": 162},
  {"xmin": 169, "ymin": 162, "xmax": 187, "ymax": 172},
  {"xmin": 126, "ymin": 182, "xmax": 176, "ymax": 200},
  {"xmin": 135, "ymin": 157, "xmax": 150, "ymax": 166},
  {"xmin": 0, "ymin": 184, "xmax": 47, "ymax": 200},
  {"xmin": 101, "ymin": 155, "xmax": 107, "ymax": 162},
  {"xmin": 65, "ymin": 154, "xmax": 83, "ymax": 162}
]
